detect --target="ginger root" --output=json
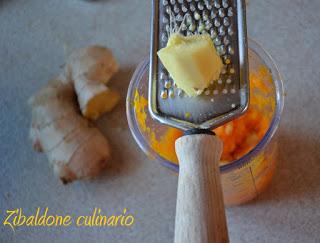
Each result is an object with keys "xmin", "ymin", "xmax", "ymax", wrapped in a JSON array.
[
  {"xmin": 29, "ymin": 45, "xmax": 120, "ymax": 184},
  {"xmin": 64, "ymin": 45, "xmax": 120, "ymax": 120}
]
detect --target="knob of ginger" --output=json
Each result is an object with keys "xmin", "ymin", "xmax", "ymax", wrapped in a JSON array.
[
  {"xmin": 28, "ymin": 45, "xmax": 120, "ymax": 184},
  {"xmin": 63, "ymin": 45, "xmax": 120, "ymax": 120},
  {"xmin": 157, "ymin": 33, "xmax": 223, "ymax": 97}
]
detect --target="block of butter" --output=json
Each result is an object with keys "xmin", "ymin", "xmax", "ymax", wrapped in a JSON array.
[{"xmin": 157, "ymin": 33, "xmax": 223, "ymax": 97}]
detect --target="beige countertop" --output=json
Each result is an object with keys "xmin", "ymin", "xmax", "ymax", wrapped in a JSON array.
[{"xmin": 0, "ymin": 0, "xmax": 319, "ymax": 242}]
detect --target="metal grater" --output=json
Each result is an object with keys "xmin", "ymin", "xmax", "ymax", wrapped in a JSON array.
[{"xmin": 149, "ymin": 0, "xmax": 249, "ymax": 130}]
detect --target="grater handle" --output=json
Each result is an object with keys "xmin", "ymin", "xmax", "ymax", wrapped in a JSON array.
[{"xmin": 175, "ymin": 134, "xmax": 229, "ymax": 243}]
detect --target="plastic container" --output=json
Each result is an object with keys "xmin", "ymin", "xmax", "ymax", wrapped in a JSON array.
[{"xmin": 126, "ymin": 39, "xmax": 284, "ymax": 206}]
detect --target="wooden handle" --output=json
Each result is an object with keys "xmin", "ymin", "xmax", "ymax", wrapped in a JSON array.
[{"xmin": 174, "ymin": 134, "xmax": 229, "ymax": 243}]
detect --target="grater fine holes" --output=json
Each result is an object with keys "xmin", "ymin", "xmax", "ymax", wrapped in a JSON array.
[
  {"xmin": 158, "ymin": 0, "xmax": 239, "ymax": 102},
  {"xmin": 160, "ymin": 89, "xmax": 168, "ymax": 99}
]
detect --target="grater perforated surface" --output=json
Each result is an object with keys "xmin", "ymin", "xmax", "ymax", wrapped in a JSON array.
[{"xmin": 149, "ymin": 0, "xmax": 249, "ymax": 130}]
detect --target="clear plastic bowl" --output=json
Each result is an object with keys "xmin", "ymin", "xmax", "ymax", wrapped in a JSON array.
[{"xmin": 126, "ymin": 39, "xmax": 284, "ymax": 206}]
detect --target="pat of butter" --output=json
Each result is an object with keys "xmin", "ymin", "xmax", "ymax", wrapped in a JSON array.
[{"xmin": 157, "ymin": 33, "xmax": 223, "ymax": 97}]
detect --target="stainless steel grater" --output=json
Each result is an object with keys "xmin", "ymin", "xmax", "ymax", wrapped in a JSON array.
[{"xmin": 149, "ymin": 0, "xmax": 249, "ymax": 131}]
